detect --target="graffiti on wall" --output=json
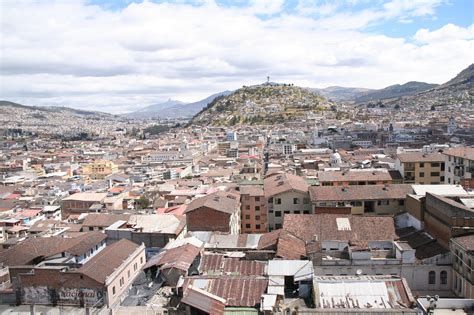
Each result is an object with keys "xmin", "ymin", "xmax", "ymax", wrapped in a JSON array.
[
  {"xmin": 22, "ymin": 286, "xmax": 103, "ymax": 306},
  {"xmin": 58, "ymin": 287, "xmax": 103, "ymax": 306},
  {"xmin": 22, "ymin": 286, "xmax": 50, "ymax": 304}
]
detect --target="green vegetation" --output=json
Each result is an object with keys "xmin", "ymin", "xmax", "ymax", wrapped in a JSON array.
[{"xmin": 143, "ymin": 124, "xmax": 171, "ymax": 135}]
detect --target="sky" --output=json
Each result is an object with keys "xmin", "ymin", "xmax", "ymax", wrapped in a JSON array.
[{"xmin": 0, "ymin": 0, "xmax": 473, "ymax": 113}]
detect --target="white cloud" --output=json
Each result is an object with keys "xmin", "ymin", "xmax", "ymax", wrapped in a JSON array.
[
  {"xmin": 414, "ymin": 23, "xmax": 474, "ymax": 43},
  {"xmin": 0, "ymin": 0, "xmax": 472, "ymax": 113}
]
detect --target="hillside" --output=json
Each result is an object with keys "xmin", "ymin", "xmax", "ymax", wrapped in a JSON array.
[
  {"xmin": 124, "ymin": 91, "xmax": 233, "ymax": 119},
  {"xmin": 381, "ymin": 63, "xmax": 473, "ymax": 110},
  {"xmin": 190, "ymin": 83, "xmax": 335, "ymax": 126},
  {"xmin": 354, "ymin": 81, "xmax": 438, "ymax": 103},
  {"xmin": 0, "ymin": 101, "xmax": 115, "ymax": 118},
  {"xmin": 0, "ymin": 100, "xmax": 122, "ymax": 136}
]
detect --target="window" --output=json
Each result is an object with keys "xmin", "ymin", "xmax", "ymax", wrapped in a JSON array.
[
  {"xmin": 275, "ymin": 198, "xmax": 282, "ymax": 205},
  {"xmin": 275, "ymin": 223, "xmax": 282, "ymax": 229},
  {"xmin": 134, "ymin": 263, "xmax": 138, "ymax": 271},
  {"xmin": 245, "ymin": 205, "xmax": 250, "ymax": 210},
  {"xmin": 419, "ymin": 172, "xmax": 424, "ymax": 178},
  {"xmin": 255, "ymin": 215, "xmax": 260, "ymax": 220},
  {"xmin": 245, "ymin": 215, "xmax": 251, "ymax": 220},
  {"xmin": 419, "ymin": 163, "xmax": 424, "ymax": 168},
  {"xmin": 429, "ymin": 271, "xmax": 436, "ymax": 284},
  {"xmin": 431, "ymin": 172, "xmax": 440, "ymax": 177},
  {"xmin": 255, "ymin": 197, "xmax": 260, "ymax": 202},
  {"xmin": 120, "ymin": 277, "xmax": 124, "ymax": 287},
  {"xmin": 255, "ymin": 206, "xmax": 260, "ymax": 211},
  {"xmin": 440, "ymin": 271, "xmax": 448, "ymax": 285},
  {"xmin": 140, "ymin": 257, "xmax": 143, "ymax": 264},
  {"xmin": 112, "ymin": 286, "xmax": 116, "ymax": 295},
  {"xmin": 378, "ymin": 200, "xmax": 389, "ymax": 206},
  {"xmin": 245, "ymin": 224, "xmax": 251, "ymax": 229},
  {"xmin": 293, "ymin": 198, "xmax": 300, "ymax": 204},
  {"xmin": 256, "ymin": 224, "xmax": 261, "ymax": 230},
  {"xmin": 398, "ymin": 200, "xmax": 405, "ymax": 206},
  {"xmin": 294, "ymin": 211, "xmax": 300, "ymax": 214},
  {"xmin": 284, "ymin": 210, "xmax": 290, "ymax": 214},
  {"xmin": 431, "ymin": 162, "xmax": 440, "ymax": 167},
  {"xmin": 303, "ymin": 210, "xmax": 310, "ymax": 214},
  {"xmin": 303, "ymin": 198, "xmax": 310, "ymax": 204},
  {"xmin": 89, "ymin": 227, "xmax": 94, "ymax": 231},
  {"xmin": 275, "ymin": 211, "xmax": 281, "ymax": 217}
]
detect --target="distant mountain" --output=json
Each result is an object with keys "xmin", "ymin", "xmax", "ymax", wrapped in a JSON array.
[
  {"xmin": 124, "ymin": 99, "xmax": 186, "ymax": 119},
  {"xmin": 382, "ymin": 63, "xmax": 473, "ymax": 110},
  {"xmin": 124, "ymin": 91, "xmax": 233, "ymax": 119},
  {"xmin": 310, "ymin": 86, "xmax": 373, "ymax": 101},
  {"xmin": 190, "ymin": 83, "xmax": 335, "ymax": 126},
  {"xmin": 354, "ymin": 81, "xmax": 439, "ymax": 103},
  {"xmin": 0, "ymin": 100, "xmax": 115, "ymax": 118}
]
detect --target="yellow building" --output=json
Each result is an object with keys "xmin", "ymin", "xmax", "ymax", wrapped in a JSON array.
[
  {"xmin": 395, "ymin": 152, "xmax": 445, "ymax": 184},
  {"xmin": 83, "ymin": 160, "xmax": 119, "ymax": 180}
]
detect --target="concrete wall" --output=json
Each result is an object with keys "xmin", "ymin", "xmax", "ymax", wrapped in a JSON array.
[{"xmin": 105, "ymin": 244, "xmax": 146, "ymax": 308}]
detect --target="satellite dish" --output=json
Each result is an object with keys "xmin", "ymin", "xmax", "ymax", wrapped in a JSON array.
[{"xmin": 356, "ymin": 269, "xmax": 362, "ymax": 276}]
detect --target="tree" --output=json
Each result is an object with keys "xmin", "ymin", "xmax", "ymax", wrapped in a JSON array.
[{"xmin": 136, "ymin": 196, "xmax": 150, "ymax": 209}]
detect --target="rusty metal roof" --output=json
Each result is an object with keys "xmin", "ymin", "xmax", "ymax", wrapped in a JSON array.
[
  {"xmin": 181, "ymin": 286, "xmax": 226, "ymax": 315},
  {"xmin": 199, "ymin": 254, "xmax": 266, "ymax": 276},
  {"xmin": 183, "ymin": 277, "xmax": 268, "ymax": 307}
]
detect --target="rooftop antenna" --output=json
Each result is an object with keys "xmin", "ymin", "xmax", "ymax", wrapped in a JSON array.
[{"xmin": 267, "ymin": 76, "xmax": 270, "ymax": 84}]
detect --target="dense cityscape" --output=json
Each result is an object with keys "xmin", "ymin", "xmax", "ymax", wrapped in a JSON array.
[{"xmin": 1, "ymin": 0, "xmax": 474, "ymax": 314}]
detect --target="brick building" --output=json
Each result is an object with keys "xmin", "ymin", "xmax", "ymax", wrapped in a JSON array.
[
  {"xmin": 12, "ymin": 239, "xmax": 145, "ymax": 308},
  {"xmin": 424, "ymin": 193, "xmax": 474, "ymax": 248},
  {"xmin": 61, "ymin": 192, "xmax": 108, "ymax": 219},
  {"xmin": 239, "ymin": 184, "xmax": 267, "ymax": 233},
  {"xmin": 185, "ymin": 191, "xmax": 241, "ymax": 234}
]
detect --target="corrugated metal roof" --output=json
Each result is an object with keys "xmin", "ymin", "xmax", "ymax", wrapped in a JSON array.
[
  {"xmin": 183, "ymin": 277, "xmax": 268, "ymax": 307},
  {"xmin": 181, "ymin": 286, "xmax": 225, "ymax": 315},
  {"xmin": 267, "ymin": 260, "xmax": 313, "ymax": 280},
  {"xmin": 199, "ymin": 254, "xmax": 267, "ymax": 276},
  {"xmin": 314, "ymin": 276, "xmax": 413, "ymax": 310},
  {"xmin": 224, "ymin": 307, "xmax": 259, "ymax": 314}
]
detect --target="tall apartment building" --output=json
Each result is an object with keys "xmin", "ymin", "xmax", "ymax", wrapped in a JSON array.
[
  {"xmin": 239, "ymin": 184, "xmax": 267, "ymax": 233},
  {"xmin": 443, "ymin": 147, "xmax": 474, "ymax": 188},
  {"xmin": 82, "ymin": 160, "xmax": 118, "ymax": 180},
  {"xmin": 265, "ymin": 173, "xmax": 311, "ymax": 231},
  {"xmin": 395, "ymin": 152, "xmax": 445, "ymax": 184},
  {"xmin": 450, "ymin": 235, "xmax": 474, "ymax": 298}
]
